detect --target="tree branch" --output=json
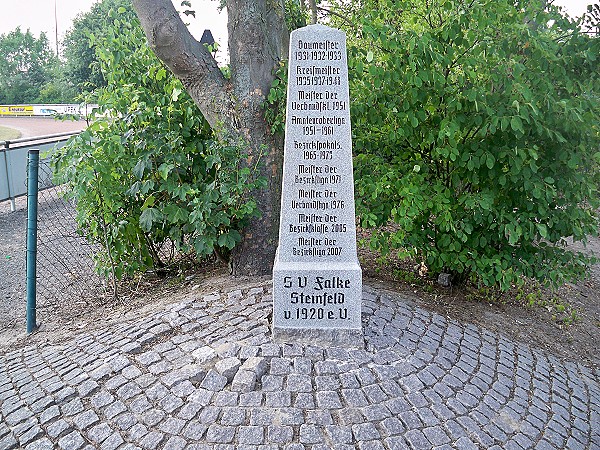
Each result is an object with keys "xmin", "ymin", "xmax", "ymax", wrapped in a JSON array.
[{"xmin": 132, "ymin": 0, "xmax": 237, "ymax": 133}]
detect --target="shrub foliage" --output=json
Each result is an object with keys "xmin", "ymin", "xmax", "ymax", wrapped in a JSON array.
[
  {"xmin": 342, "ymin": 0, "xmax": 600, "ymax": 289},
  {"xmin": 54, "ymin": 8, "xmax": 264, "ymax": 279}
]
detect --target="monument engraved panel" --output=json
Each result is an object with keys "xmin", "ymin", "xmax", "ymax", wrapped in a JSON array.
[{"xmin": 272, "ymin": 24, "xmax": 362, "ymax": 346}]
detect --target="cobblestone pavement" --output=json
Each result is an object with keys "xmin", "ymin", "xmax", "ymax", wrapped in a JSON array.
[{"xmin": 1, "ymin": 282, "xmax": 598, "ymax": 449}]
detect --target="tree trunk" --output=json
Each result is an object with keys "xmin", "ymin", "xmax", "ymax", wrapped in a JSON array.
[{"xmin": 132, "ymin": 0, "xmax": 288, "ymax": 276}]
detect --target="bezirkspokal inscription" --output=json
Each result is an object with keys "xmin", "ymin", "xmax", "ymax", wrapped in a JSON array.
[{"xmin": 272, "ymin": 24, "xmax": 362, "ymax": 347}]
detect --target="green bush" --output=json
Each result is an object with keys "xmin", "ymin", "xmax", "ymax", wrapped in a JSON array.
[
  {"xmin": 53, "ymin": 7, "xmax": 264, "ymax": 280},
  {"xmin": 345, "ymin": 0, "xmax": 600, "ymax": 289}
]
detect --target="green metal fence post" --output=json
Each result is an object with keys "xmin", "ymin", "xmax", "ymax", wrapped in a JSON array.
[{"xmin": 26, "ymin": 149, "xmax": 40, "ymax": 334}]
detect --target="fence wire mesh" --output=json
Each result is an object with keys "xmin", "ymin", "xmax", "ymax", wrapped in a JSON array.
[{"xmin": 33, "ymin": 159, "xmax": 110, "ymax": 305}]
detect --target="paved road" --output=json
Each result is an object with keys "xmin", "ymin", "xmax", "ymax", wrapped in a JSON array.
[{"xmin": 0, "ymin": 282, "xmax": 598, "ymax": 449}]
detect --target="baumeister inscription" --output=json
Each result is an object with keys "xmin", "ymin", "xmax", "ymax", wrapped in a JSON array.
[{"xmin": 272, "ymin": 24, "xmax": 362, "ymax": 347}]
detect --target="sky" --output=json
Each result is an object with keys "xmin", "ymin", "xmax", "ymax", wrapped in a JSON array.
[
  {"xmin": 0, "ymin": 0, "xmax": 229, "ymax": 62},
  {"xmin": 0, "ymin": 0, "xmax": 593, "ymax": 65}
]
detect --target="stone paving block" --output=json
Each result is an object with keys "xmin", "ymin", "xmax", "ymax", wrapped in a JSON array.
[
  {"xmin": 58, "ymin": 430, "xmax": 85, "ymax": 449},
  {"xmin": 5, "ymin": 406, "xmax": 33, "ymax": 426},
  {"xmin": 231, "ymin": 369, "xmax": 257, "ymax": 393},
  {"xmin": 24, "ymin": 437, "xmax": 54, "ymax": 450},
  {"xmin": 214, "ymin": 343, "xmax": 241, "ymax": 359},
  {"xmin": 293, "ymin": 357, "xmax": 312, "ymax": 374},
  {"xmin": 162, "ymin": 435, "xmax": 186, "ymax": 450},
  {"xmin": 148, "ymin": 361, "xmax": 173, "ymax": 375},
  {"xmin": 212, "ymin": 391, "xmax": 238, "ymax": 407},
  {"xmin": 158, "ymin": 393, "xmax": 185, "ymax": 413},
  {"xmin": 306, "ymin": 410, "xmax": 334, "ymax": 426},
  {"xmin": 316, "ymin": 375, "xmax": 341, "ymax": 391},
  {"xmin": 136, "ymin": 351, "xmax": 161, "ymax": 366},
  {"xmin": 215, "ymin": 358, "xmax": 242, "ymax": 382},
  {"xmin": 380, "ymin": 417, "xmax": 405, "ymax": 436},
  {"xmin": 293, "ymin": 392, "xmax": 315, "ymax": 409},
  {"xmin": 237, "ymin": 426, "xmax": 265, "ymax": 445},
  {"xmin": 139, "ymin": 430, "xmax": 165, "ymax": 449},
  {"xmin": 206, "ymin": 424, "xmax": 235, "ymax": 443},
  {"xmin": 115, "ymin": 412, "xmax": 138, "ymax": 432},
  {"xmin": 18, "ymin": 425, "xmax": 43, "ymax": 447},
  {"xmin": 299, "ymin": 424, "xmax": 324, "ymax": 444},
  {"xmin": 74, "ymin": 410, "xmax": 100, "ymax": 430},
  {"xmin": 362, "ymin": 384, "xmax": 388, "ymax": 403},
  {"xmin": 90, "ymin": 390, "xmax": 115, "ymax": 409},
  {"xmin": 241, "ymin": 357, "xmax": 268, "ymax": 378},
  {"xmin": 38, "ymin": 405, "xmax": 60, "ymax": 425},
  {"xmin": 192, "ymin": 346, "xmax": 218, "ymax": 365},
  {"xmin": 46, "ymin": 419, "xmax": 71, "ymax": 439},
  {"xmin": 261, "ymin": 375, "xmax": 284, "ymax": 391},
  {"xmin": 277, "ymin": 407, "xmax": 305, "ymax": 426},
  {"xmin": 158, "ymin": 417, "xmax": 187, "ymax": 435},
  {"xmin": 267, "ymin": 425, "xmax": 294, "ymax": 444},
  {"xmin": 76, "ymin": 379, "xmax": 100, "ymax": 398},
  {"xmin": 103, "ymin": 400, "xmax": 127, "ymax": 420},
  {"xmin": 201, "ymin": 370, "xmax": 229, "ymax": 391},
  {"xmin": 352, "ymin": 423, "xmax": 380, "ymax": 441},
  {"xmin": 286, "ymin": 373, "xmax": 313, "ymax": 393},
  {"xmin": 0, "ymin": 423, "xmax": 10, "ymax": 440},
  {"xmin": 239, "ymin": 346, "xmax": 260, "ymax": 360},
  {"xmin": 87, "ymin": 422, "xmax": 113, "ymax": 444},
  {"xmin": 265, "ymin": 391, "xmax": 291, "ymax": 408},
  {"xmin": 101, "ymin": 432, "xmax": 125, "ymax": 450},
  {"xmin": 0, "ymin": 433, "xmax": 17, "ymax": 449},
  {"xmin": 141, "ymin": 409, "xmax": 166, "ymax": 427},
  {"xmin": 357, "ymin": 441, "xmax": 386, "ymax": 450},
  {"xmin": 117, "ymin": 381, "xmax": 143, "ymax": 400},
  {"xmin": 127, "ymin": 423, "xmax": 149, "ymax": 441},
  {"xmin": 182, "ymin": 422, "xmax": 208, "ymax": 440},
  {"xmin": 423, "ymin": 426, "xmax": 451, "ymax": 446}
]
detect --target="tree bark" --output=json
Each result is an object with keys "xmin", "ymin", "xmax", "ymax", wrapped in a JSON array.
[{"xmin": 132, "ymin": 0, "xmax": 288, "ymax": 276}]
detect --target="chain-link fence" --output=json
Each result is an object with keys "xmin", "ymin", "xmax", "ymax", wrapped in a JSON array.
[
  {"xmin": 34, "ymin": 159, "xmax": 110, "ymax": 305},
  {"xmin": 0, "ymin": 134, "xmax": 112, "ymax": 333}
]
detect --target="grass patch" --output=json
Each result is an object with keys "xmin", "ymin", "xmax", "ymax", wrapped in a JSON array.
[{"xmin": 0, "ymin": 125, "xmax": 21, "ymax": 141}]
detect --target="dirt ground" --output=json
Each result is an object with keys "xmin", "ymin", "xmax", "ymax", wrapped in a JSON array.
[
  {"xmin": 0, "ymin": 117, "xmax": 598, "ymax": 370},
  {"xmin": 0, "ymin": 116, "xmax": 86, "ymax": 139}
]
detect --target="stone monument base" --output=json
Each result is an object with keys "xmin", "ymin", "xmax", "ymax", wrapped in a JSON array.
[
  {"xmin": 272, "ymin": 326, "xmax": 364, "ymax": 348},
  {"xmin": 272, "ymin": 262, "xmax": 363, "ymax": 348}
]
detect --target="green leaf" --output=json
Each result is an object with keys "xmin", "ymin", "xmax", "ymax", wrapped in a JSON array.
[
  {"xmin": 156, "ymin": 68, "xmax": 166, "ymax": 80},
  {"xmin": 158, "ymin": 163, "xmax": 175, "ymax": 180},
  {"xmin": 139, "ymin": 207, "xmax": 163, "ymax": 232},
  {"xmin": 172, "ymin": 87, "xmax": 182, "ymax": 102},
  {"xmin": 218, "ymin": 230, "xmax": 241, "ymax": 250},
  {"xmin": 366, "ymin": 50, "xmax": 374, "ymax": 63},
  {"xmin": 141, "ymin": 195, "xmax": 155, "ymax": 209},
  {"xmin": 536, "ymin": 223, "xmax": 548, "ymax": 239},
  {"xmin": 510, "ymin": 116, "xmax": 524, "ymax": 133}
]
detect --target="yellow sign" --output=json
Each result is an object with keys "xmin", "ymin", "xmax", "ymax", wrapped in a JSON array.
[{"xmin": 0, "ymin": 105, "xmax": 34, "ymax": 116}]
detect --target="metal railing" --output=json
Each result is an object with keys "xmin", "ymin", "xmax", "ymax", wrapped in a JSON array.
[{"xmin": 1, "ymin": 131, "xmax": 81, "ymax": 211}]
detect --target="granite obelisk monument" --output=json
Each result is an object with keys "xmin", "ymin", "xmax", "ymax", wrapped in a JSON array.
[{"xmin": 272, "ymin": 24, "xmax": 362, "ymax": 347}]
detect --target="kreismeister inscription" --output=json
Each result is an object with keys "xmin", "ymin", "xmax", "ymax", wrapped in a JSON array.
[{"xmin": 272, "ymin": 24, "xmax": 362, "ymax": 347}]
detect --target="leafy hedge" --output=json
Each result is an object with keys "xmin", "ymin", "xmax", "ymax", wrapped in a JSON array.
[{"xmin": 344, "ymin": 0, "xmax": 600, "ymax": 289}]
